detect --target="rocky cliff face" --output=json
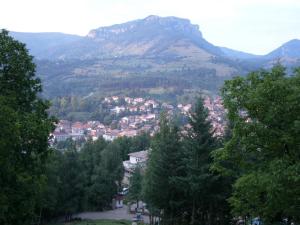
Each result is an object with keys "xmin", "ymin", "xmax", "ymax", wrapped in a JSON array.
[
  {"xmin": 44, "ymin": 15, "xmax": 223, "ymax": 59},
  {"xmin": 87, "ymin": 15, "xmax": 203, "ymax": 41}
]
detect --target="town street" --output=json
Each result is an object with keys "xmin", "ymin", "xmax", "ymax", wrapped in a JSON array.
[{"xmin": 74, "ymin": 206, "xmax": 150, "ymax": 224}]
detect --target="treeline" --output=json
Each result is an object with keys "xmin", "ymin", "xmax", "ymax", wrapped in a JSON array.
[
  {"xmin": 42, "ymin": 132, "xmax": 151, "ymax": 221},
  {"xmin": 42, "ymin": 139, "xmax": 122, "ymax": 221},
  {"xmin": 133, "ymin": 65, "xmax": 300, "ymax": 225},
  {"xmin": 36, "ymin": 55, "xmax": 223, "ymax": 99},
  {"xmin": 49, "ymin": 95, "xmax": 116, "ymax": 122}
]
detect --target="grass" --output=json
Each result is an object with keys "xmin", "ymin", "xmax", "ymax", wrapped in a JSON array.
[{"xmin": 49, "ymin": 219, "xmax": 131, "ymax": 225}]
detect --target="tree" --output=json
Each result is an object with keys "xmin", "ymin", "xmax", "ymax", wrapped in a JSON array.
[
  {"xmin": 114, "ymin": 132, "xmax": 151, "ymax": 161},
  {"xmin": 85, "ymin": 141, "xmax": 124, "ymax": 210},
  {"xmin": 80, "ymin": 138, "xmax": 110, "ymax": 210},
  {"xmin": 0, "ymin": 30, "xmax": 55, "ymax": 225},
  {"xmin": 40, "ymin": 149, "xmax": 64, "ymax": 221},
  {"xmin": 215, "ymin": 65, "xmax": 300, "ymax": 224},
  {"xmin": 184, "ymin": 97, "xmax": 231, "ymax": 225},
  {"xmin": 58, "ymin": 147, "xmax": 85, "ymax": 221},
  {"xmin": 127, "ymin": 166, "xmax": 143, "ymax": 208},
  {"xmin": 101, "ymin": 142, "xmax": 124, "ymax": 188},
  {"xmin": 143, "ymin": 113, "xmax": 185, "ymax": 225}
]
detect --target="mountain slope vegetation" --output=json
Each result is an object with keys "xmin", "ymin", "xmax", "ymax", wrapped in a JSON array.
[{"xmin": 9, "ymin": 16, "xmax": 300, "ymax": 98}]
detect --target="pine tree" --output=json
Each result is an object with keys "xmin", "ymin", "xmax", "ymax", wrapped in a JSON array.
[
  {"xmin": 143, "ymin": 113, "xmax": 186, "ymax": 225},
  {"xmin": 184, "ymin": 97, "xmax": 231, "ymax": 225}
]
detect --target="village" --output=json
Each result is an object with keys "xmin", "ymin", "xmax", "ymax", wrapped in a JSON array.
[
  {"xmin": 51, "ymin": 95, "xmax": 226, "ymax": 216},
  {"xmin": 52, "ymin": 96, "xmax": 226, "ymax": 144}
]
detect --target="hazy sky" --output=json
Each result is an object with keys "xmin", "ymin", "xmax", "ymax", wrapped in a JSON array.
[{"xmin": 1, "ymin": 0, "xmax": 299, "ymax": 54}]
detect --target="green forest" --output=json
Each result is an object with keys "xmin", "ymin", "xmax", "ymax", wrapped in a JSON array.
[{"xmin": 0, "ymin": 30, "xmax": 299, "ymax": 225}]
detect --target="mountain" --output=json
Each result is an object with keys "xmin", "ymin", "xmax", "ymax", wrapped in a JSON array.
[
  {"xmin": 44, "ymin": 15, "xmax": 224, "ymax": 59},
  {"xmin": 220, "ymin": 40, "xmax": 300, "ymax": 70},
  {"xmin": 27, "ymin": 15, "xmax": 243, "ymax": 97},
  {"xmin": 258, "ymin": 39, "xmax": 300, "ymax": 69},
  {"xmin": 265, "ymin": 39, "xmax": 300, "ymax": 59},
  {"xmin": 219, "ymin": 47, "xmax": 261, "ymax": 59},
  {"xmin": 8, "ymin": 16, "xmax": 300, "ymax": 98},
  {"xmin": 10, "ymin": 32, "xmax": 82, "ymax": 59}
]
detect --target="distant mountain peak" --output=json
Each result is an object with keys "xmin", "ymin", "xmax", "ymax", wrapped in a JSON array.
[
  {"xmin": 143, "ymin": 15, "xmax": 193, "ymax": 24},
  {"xmin": 284, "ymin": 38, "xmax": 300, "ymax": 45},
  {"xmin": 87, "ymin": 15, "xmax": 202, "ymax": 40},
  {"xmin": 266, "ymin": 39, "xmax": 300, "ymax": 59},
  {"xmin": 81, "ymin": 15, "xmax": 226, "ymax": 58},
  {"xmin": 144, "ymin": 15, "xmax": 160, "ymax": 21}
]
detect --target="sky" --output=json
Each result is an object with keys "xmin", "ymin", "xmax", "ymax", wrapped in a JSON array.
[{"xmin": 0, "ymin": 0, "xmax": 299, "ymax": 55}]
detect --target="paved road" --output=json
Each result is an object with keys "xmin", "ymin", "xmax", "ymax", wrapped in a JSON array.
[{"xmin": 74, "ymin": 206, "xmax": 149, "ymax": 224}]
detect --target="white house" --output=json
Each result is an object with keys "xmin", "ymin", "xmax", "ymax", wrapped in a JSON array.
[
  {"xmin": 129, "ymin": 150, "xmax": 148, "ymax": 164},
  {"xmin": 111, "ymin": 106, "xmax": 126, "ymax": 114},
  {"xmin": 52, "ymin": 131, "xmax": 70, "ymax": 142},
  {"xmin": 122, "ymin": 150, "xmax": 148, "ymax": 185}
]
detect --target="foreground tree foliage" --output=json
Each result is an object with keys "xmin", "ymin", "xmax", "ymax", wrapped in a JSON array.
[
  {"xmin": 213, "ymin": 65, "xmax": 300, "ymax": 224},
  {"xmin": 184, "ymin": 98, "xmax": 232, "ymax": 225},
  {"xmin": 143, "ymin": 106, "xmax": 231, "ymax": 225},
  {"xmin": 143, "ymin": 113, "xmax": 186, "ymax": 225},
  {"xmin": 127, "ymin": 166, "xmax": 143, "ymax": 208},
  {"xmin": 0, "ymin": 30, "xmax": 55, "ymax": 225},
  {"xmin": 40, "ymin": 137, "xmax": 125, "ymax": 221}
]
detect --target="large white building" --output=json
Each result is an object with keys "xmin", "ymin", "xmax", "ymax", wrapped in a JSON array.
[{"xmin": 122, "ymin": 150, "xmax": 148, "ymax": 185}]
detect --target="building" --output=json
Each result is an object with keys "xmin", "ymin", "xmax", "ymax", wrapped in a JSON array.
[
  {"xmin": 71, "ymin": 122, "xmax": 84, "ymax": 135},
  {"xmin": 112, "ymin": 194, "xmax": 124, "ymax": 209},
  {"xmin": 52, "ymin": 131, "xmax": 70, "ymax": 142},
  {"xmin": 103, "ymin": 129, "xmax": 120, "ymax": 141},
  {"xmin": 122, "ymin": 150, "xmax": 148, "ymax": 185},
  {"xmin": 128, "ymin": 151, "xmax": 148, "ymax": 164},
  {"xmin": 111, "ymin": 106, "xmax": 126, "ymax": 114}
]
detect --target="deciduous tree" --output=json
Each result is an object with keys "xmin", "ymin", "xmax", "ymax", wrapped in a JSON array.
[
  {"xmin": 215, "ymin": 65, "xmax": 300, "ymax": 224},
  {"xmin": 0, "ymin": 30, "xmax": 55, "ymax": 225}
]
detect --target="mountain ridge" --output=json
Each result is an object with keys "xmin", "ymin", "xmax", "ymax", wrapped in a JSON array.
[
  {"xmin": 6, "ymin": 16, "xmax": 300, "ymax": 98},
  {"xmin": 10, "ymin": 31, "xmax": 82, "ymax": 59},
  {"xmin": 44, "ymin": 15, "xmax": 223, "ymax": 59},
  {"xmin": 8, "ymin": 16, "xmax": 299, "ymax": 61},
  {"xmin": 265, "ymin": 39, "xmax": 300, "ymax": 59}
]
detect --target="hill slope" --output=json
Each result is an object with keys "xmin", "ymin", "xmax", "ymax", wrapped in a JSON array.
[
  {"xmin": 10, "ymin": 32, "xmax": 82, "ymax": 59},
  {"xmin": 265, "ymin": 39, "xmax": 300, "ymax": 59},
  {"xmin": 29, "ymin": 16, "xmax": 243, "ymax": 97},
  {"xmin": 219, "ymin": 47, "xmax": 261, "ymax": 59},
  {"xmin": 44, "ymin": 15, "xmax": 224, "ymax": 59},
  {"xmin": 262, "ymin": 39, "xmax": 300, "ymax": 68},
  {"xmin": 10, "ymin": 16, "xmax": 300, "ymax": 98}
]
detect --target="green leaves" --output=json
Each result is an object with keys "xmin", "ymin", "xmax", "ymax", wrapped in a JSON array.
[
  {"xmin": 216, "ymin": 65, "xmax": 300, "ymax": 223},
  {"xmin": 127, "ymin": 166, "xmax": 143, "ymax": 205},
  {"xmin": 143, "ymin": 101, "xmax": 231, "ymax": 225},
  {"xmin": 0, "ymin": 30, "xmax": 55, "ymax": 225},
  {"xmin": 143, "ymin": 113, "xmax": 185, "ymax": 222}
]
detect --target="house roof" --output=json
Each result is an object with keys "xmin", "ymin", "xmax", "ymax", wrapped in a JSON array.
[
  {"xmin": 72, "ymin": 122, "xmax": 84, "ymax": 129},
  {"xmin": 128, "ymin": 150, "xmax": 148, "ymax": 159}
]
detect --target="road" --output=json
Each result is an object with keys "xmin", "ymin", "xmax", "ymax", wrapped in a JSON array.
[{"xmin": 74, "ymin": 206, "xmax": 150, "ymax": 224}]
